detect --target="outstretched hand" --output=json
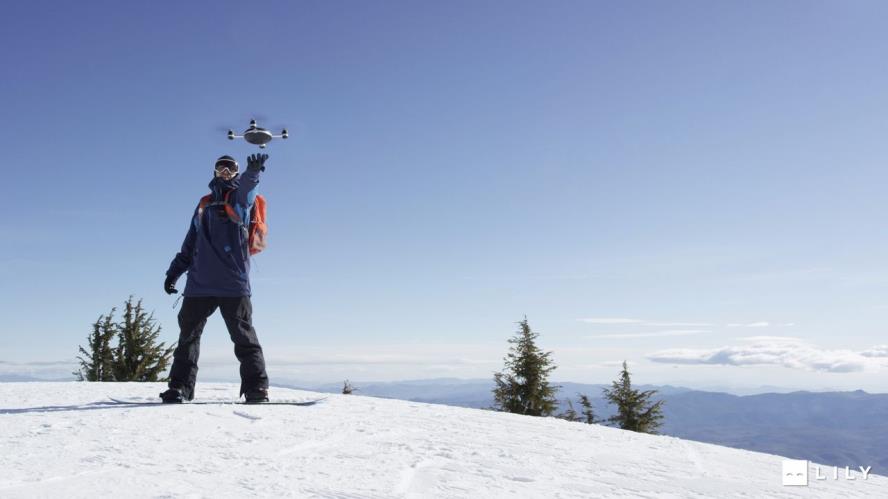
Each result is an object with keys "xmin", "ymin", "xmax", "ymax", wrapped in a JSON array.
[{"xmin": 247, "ymin": 153, "xmax": 269, "ymax": 172}]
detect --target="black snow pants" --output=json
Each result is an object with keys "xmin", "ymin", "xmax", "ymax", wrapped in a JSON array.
[{"xmin": 167, "ymin": 296, "xmax": 269, "ymax": 399}]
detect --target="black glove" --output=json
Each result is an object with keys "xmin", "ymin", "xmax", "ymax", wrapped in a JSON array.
[
  {"xmin": 164, "ymin": 275, "xmax": 179, "ymax": 295},
  {"xmin": 247, "ymin": 153, "xmax": 268, "ymax": 172}
]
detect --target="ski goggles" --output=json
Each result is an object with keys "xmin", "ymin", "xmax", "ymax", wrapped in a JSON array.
[{"xmin": 214, "ymin": 158, "xmax": 239, "ymax": 177}]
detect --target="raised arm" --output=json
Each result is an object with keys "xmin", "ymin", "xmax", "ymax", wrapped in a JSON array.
[{"xmin": 234, "ymin": 153, "xmax": 267, "ymax": 209}]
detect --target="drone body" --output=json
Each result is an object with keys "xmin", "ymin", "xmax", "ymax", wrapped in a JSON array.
[{"xmin": 227, "ymin": 119, "xmax": 288, "ymax": 148}]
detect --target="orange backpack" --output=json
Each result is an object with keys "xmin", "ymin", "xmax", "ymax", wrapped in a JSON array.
[{"xmin": 198, "ymin": 191, "xmax": 268, "ymax": 255}]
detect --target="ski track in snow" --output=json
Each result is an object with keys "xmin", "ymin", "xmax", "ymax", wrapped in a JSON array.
[{"xmin": 0, "ymin": 382, "xmax": 885, "ymax": 498}]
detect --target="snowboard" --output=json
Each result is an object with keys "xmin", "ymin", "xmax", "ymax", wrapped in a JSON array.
[{"xmin": 107, "ymin": 396, "xmax": 326, "ymax": 406}]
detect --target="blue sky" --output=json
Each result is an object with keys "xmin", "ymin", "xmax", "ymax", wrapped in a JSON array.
[{"xmin": 3, "ymin": 1, "xmax": 888, "ymax": 391}]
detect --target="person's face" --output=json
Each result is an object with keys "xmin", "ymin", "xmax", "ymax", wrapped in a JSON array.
[{"xmin": 214, "ymin": 159, "xmax": 239, "ymax": 181}]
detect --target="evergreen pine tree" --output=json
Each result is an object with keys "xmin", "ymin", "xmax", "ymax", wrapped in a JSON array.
[
  {"xmin": 342, "ymin": 379, "xmax": 355, "ymax": 395},
  {"xmin": 557, "ymin": 394, "xmax": 598, "ymax": 424},
  {"xmin": 557, "ymin": 398, "xmax": 580, "ymax": 421},
  {"xmin": 602, "ymin": 361, "xmax": 664, "ymax": 434},
  {"xmin": 492, "ymin": 317, "xmax": 559, "ymax": 417},
  {"xmin": 578, "ymin": 393, "xmax": 597, "ymax": 424},
  {"xmin": 74, "ymin": 312, "xmax": 117, "ymax": 381},
  {"xmin": 111, "ymin": 296, "xmax": 175, "ymax": 382}
]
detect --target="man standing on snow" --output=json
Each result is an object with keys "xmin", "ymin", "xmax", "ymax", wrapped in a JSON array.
[{"xmin": 160, "ymin": 153, "xmax": 270, "ymax": 404}]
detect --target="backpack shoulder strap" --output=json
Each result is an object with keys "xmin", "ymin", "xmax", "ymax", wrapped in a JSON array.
[
  {"xmin": 197, "ymin": 194, "xmax": 213, "ymax": 219},
  {"xmin": 221, "ymin": 189, "xmax": 244, "ymax": 225}
]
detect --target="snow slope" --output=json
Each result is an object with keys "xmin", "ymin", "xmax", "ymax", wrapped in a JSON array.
[{"xmin": 0, "ymin": 382, "xmax": 883, "ymax": 498}]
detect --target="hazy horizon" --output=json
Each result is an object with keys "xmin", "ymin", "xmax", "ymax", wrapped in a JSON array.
[{"xmin": 3, "ymin": 362, "xmax": 886, "ymax": 396}]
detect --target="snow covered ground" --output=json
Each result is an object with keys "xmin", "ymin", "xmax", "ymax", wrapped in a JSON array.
[{"xmin": 0, "ymin": 382, "xmax": 883, "ymax": 498}]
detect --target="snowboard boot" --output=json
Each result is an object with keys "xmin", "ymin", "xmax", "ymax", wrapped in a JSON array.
[
  {"xmin": 159, "ymin": 387, "xmax": 188, "ymax": 404},
  {"xmin": 244, "ymin": 388, "xmax": 269, "ymax": 404}
]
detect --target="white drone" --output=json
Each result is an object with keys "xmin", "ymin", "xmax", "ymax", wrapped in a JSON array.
[{"xmin": 227, "ymin": 119, "xmax": 288, "ymax": 148}]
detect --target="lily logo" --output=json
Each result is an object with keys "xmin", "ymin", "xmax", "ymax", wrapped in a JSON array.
[{"xmin": 782, "ymin": 460, "xmax": 809, "ymax": 486}]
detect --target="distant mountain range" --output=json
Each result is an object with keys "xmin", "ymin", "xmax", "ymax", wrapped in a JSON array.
[
  {"xmin": 659, "ymin": 389, "xmax": 888, "ymax": 472},
  {"xmin": 0, "ymin": 374, "xmax": 72, "ymax": 382},
  {"xmin": 275, "ymin": 378, "xmax": 888, "ymax": 472}
]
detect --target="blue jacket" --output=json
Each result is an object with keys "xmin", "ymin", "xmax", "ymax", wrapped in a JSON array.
[{"xmin": 166, "ymin": 166, "xmax": 262, "ymax": 297}]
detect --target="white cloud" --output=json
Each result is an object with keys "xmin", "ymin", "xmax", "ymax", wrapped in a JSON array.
[
  {"xmin": 861, "ymin": 345, "xmax": 888, "ymax": 358},
  {"xmin": 0, "ymin": 360, "xmax": 75, "ymax": 366},
  {"xmin": 647, "ymin": 336, "xmax": 887, "ymax": 373},
  {"xmin": 588, "ymin": 330, "xmax": 709, "ymax": 339},
  {"xmin": 727, "ymin": 322, "xmax": 771, "ymax": 328},
  {"xmin": 578, "ymin": 318, "xmax": 712, "ymax": 327},
  {"xmin": 645, "ymin": 322, "xmax": 713, "ymax": 327},
  {"xmin": 578, "ymin": 318, "xmax": 645, "ymax": 325},
  {"xmin": 0, "ymin": 359, "xmax": 78, "ymax": 380},
  {"xmin": 574, "ymin": 360, "xmax": 636, "ymax": 370},
  {"xmin": 738, "ymin": 335, "xmax": 804, "ymax": 343}
]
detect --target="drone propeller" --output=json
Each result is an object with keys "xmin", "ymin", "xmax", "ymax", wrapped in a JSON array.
[
  {"xmin": 245, "ymin": 113, "xmax": 269, "ymax": 125},
  {"xmin": 215, "ymin": 115, "xmax": 269, "ymax": 130}
]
